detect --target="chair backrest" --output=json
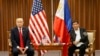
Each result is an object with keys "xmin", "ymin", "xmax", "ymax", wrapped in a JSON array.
[{"xmin": 87, "ymin": 30, "xmax": 96, "ymax": 44}]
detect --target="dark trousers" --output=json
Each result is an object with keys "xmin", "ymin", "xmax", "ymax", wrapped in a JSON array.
[
  {"xmin": 12, "ymin": 46, "xmax": 34, "ymax": 56},
  {"xmin": 68, "ymin": 44, "xmax": 87, "ymax": 56}
]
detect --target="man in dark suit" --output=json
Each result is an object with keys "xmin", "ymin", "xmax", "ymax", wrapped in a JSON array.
[
  {"xmin": 11, "ymin": 18, "xmax": 34, "ymax": 56},
  {"xmin": 68, "ymin": 21, "xmax": 89, "ymax": 56}
]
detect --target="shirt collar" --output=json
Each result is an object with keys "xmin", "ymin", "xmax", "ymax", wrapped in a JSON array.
[{"xmin": 75, "ymin": 28, "xmax": 80, "ymax": 31}]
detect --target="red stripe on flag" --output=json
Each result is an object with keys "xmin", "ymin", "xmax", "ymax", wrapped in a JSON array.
[
  {"xmin": 29, "ymin": 26, "xmax": 39, "ymax": 45},
  {"xmin": 33, "ymin": 15, "xmax": 44, "ymax": 37},
  {"xmin": 30, "ymin": 17, "xmax": 42, "ymax": 40},
  {"xmin": 29, "ymin": 25, "xmax": 40, "ymax": 43},
  {"xmin": 37, "ymin": 13, "xmax": 50, "ymax": 37}
]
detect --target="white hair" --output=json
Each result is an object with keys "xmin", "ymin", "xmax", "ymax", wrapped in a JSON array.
[{"xmin": 16, "ymin": 18, "xmax": 24, "ymax": 22}]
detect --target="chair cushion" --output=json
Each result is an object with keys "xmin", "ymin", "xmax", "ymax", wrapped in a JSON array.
[{"xmin": 87, "ymin": 32, "xmax": 94, "ymax": 44}]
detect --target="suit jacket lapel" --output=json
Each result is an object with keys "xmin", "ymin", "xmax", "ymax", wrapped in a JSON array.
[
  {"xmin": 15, "ymin": 27, "xmax": 20, "ymax": 42},
  {"xmin": 80, "ymin": 28, "xmax": 83, "ymax": 39},
  {"xmin": 22, "ymin": 27, "xmax": 25, "ymax": 40},
  {"xmin": 72, "ymin": 29, "xmax": 76, "ymax": 41}
]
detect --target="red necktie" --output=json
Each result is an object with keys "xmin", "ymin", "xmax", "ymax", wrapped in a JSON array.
[{"xmin": 19, "ymin": 28, "xmax": 24, "ymax": 48}]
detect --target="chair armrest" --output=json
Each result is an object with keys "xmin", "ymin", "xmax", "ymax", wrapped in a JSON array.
[
  {"xmin": 8, "ymin": 42, "xmax": 12, "ymax": 48},
  {"xmin": 88, "ymin": 43, "xmax": 94, "ymax": 52},
  {"xmin": 8, "ymin": 39, "xmax": 12, "ymax": 47},
  {"xmin": 88, "ymin": 43, "xmax": 93, "ymax": 47},
  {"xmin": 88, "ymin": 37, "xmax": 95, "ymax": 47},
  {"xmin": 9, "ymin": 43, "xmax": 12, "ymax": 47}
]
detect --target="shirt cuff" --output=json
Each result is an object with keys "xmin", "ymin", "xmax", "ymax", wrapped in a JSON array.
[
  {"xmin": 17, "ymin": 46, "xmax": 19, "ymax": 49},
  {"xmin": 25, "ymin": 46, "xmax": 28, "ymax": 49}
]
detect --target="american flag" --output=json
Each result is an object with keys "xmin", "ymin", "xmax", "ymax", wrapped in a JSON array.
[{"xmin": 28, "ymin": 0, "xmax": 51, "ymax": 55}]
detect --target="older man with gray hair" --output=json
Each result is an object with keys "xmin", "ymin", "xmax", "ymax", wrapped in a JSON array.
[{"xmin": 11, "ymin": 18, "xmax": 34, "ymax": 56}]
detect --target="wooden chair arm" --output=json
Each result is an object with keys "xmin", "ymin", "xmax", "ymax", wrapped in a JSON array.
[
  {"xmin": 88, "ymin": 43, "xmax": 93, "ymax": 46},
  {"xmin": 9, "ymin": 44, "xmax": 12, "ymax": 47},
  {"xmin": 88, "ymin": 43, "xmax": 93, "ymax": 47},
  {"xmin": 8, "ymin": 39, "xmax": 12, "ymax": 47},
  {"xmin": 88, "ymin": 42, "xmax": 95, "ymax": 52},
  {"xmin": 88, "ymin": 37, "xmax": 95, "ymax": 47}
]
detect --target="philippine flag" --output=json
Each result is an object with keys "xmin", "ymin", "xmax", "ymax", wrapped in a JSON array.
[{"xmin": 53, "ymin": 0, "xmax": 72, "ymax": 56}]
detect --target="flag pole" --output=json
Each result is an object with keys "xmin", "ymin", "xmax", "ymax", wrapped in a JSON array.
[{"xmin": 51, "ymin": 0, "xmax": 53, "ymax": 43}]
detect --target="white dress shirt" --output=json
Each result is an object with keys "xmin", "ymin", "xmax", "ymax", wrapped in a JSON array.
[
  {"xmin": 75, "ymin": 28, "xmax": 81, "ymax": 42},
  {"xmin": 75, "ymin": 28, "xmax": 83, "ymax": 47}
]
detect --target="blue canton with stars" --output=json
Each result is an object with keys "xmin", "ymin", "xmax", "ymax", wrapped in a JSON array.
[{"xmin": 32, "ymin": 0, "xmax": 43, "ymax": 16}]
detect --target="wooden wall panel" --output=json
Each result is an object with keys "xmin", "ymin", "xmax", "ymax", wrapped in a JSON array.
[{"xmin": 0, "ymin": 0, "xmax": 100, "ymax": 51}]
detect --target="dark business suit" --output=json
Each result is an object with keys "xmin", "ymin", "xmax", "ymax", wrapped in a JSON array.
[
  {"xmin": 68, "ymin": 28, "xmax": 89, "ymax": 56},
  {"xmin": 11, "ymin": 27, "xmax": 34, "ymax": 56}
]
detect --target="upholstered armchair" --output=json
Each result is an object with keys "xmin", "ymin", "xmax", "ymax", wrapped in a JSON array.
[{"xmin": 74, "ymin": 30, "xmax": 96, "ymax": 56}]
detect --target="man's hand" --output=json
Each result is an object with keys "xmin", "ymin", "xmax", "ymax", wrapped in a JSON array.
[
  {"xmin": 18, "ymin": 47, "xmax": 24, "ymax": 54},
  {"xmin": 23, "ymin": 48, "xmax": 28, "ymax": 54},
  {"xmin": 17, "ymin": 47, "xmax": 28, "ymax": 54},
  {"xmin": 73, "ymin": 41, "xmax": 79, "ymax": 45}
]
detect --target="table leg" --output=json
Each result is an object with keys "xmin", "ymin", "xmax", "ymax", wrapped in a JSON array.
[{"xmin": 38, "ymin": 50, "xmax": 41, "ymax": 56}]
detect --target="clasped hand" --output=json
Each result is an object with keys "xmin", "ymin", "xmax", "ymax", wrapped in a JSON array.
[{"xmin": 18, "ymin": 47, "xmax": 28, "ymax": 54}]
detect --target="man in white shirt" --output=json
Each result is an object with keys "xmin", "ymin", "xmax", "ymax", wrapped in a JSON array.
[{"xmin": 68, "ymin": 20, "xmax": 89, "ymax": 56}]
